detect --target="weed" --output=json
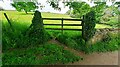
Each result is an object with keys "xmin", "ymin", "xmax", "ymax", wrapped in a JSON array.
[
  {"xmin": 3, "ymin": 44, "xmax": 82, "ymax": 65},
  {"xmin": 56, "ymin": 32, "xmax": 119, "ymax": 54}
]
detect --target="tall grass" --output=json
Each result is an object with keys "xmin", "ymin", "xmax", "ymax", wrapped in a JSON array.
[
  {"xmin": 87, "ymin": 33, "xmax": 119, "ymax": 53},
  {"xmin": 2, "ymin": 18, "xmax": 82, "ymax": 52},
  {"xmin": 0, "ymin": 20, "xmax": 2, "ymax": 46},
  {"xmin": 56, "ymin": 31, "xmax": 119, "ymax": 53},
  {"xmin": 2, "ymin": 20, "xmax": 29, "ymax": 51},
  {"xmin": 2, "ymin": 20, "xmax": 82, "ymax": 65}
]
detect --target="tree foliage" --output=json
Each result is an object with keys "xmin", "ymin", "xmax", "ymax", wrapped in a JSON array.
[
  {"xmin": 65, "ymin": 2, "xmax": 107, "ymax": 23},
  {"xmin": 92, "ymin": 2, "xmax": 106, "ymax": 23},
  {"xmin": 0, "ymin": 6, "xmax": 4, "ymax": 11},
  {"xmin": 11, "ymin": 2, "xmax": 38, "ymax": 14},
  {"xmin": 64, "ymin": 2, "xmax": 91, "ymax": 18},
  {"xmin": 47, "ymin": 0, "xmax": 61, "ymax": 11}
]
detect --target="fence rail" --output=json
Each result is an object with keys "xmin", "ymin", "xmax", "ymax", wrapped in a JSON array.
[
  {"xmin": 43, "ymin": 18, "xmax": 83, "ymax": 33},
  {"xmin": 45, "ymin": 28, "xmax": 82, "ymax": 31},
  {"xmin": 43, "ymin": 18, "xmax": 82, "ymax": 21},
  {"xmin": 44, "ymin": 24, "xmax": 82, "ymax": 26}
]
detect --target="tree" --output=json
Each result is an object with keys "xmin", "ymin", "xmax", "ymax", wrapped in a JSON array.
[
  {"xmin": 46, "ymin": 0, "xmax": 61, "ymax": 11},
  {"xmin": 92, "ymin": 2, "xmax": 106, "ymax": 23},
  {"xmin": 0, "ymin": 6, "xmax": 4, "ymax": 11},
  {"xmin": 64, "ymin": 2, "xmax": 91, "ymax": 18},
  {"xmin": 11, "ymin": 2, "xmax": 38, "ymax": 14}
]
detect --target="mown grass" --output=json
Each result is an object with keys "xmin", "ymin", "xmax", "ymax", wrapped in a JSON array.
[{"xmin": 1, "ymin": 11, "xmax": 112, "ymax": 29}]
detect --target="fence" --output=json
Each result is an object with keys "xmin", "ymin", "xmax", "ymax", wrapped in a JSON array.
[
  {"xmin": 4, "ymin": 13, "xmax": 85, "ymax": 38},
  {"xmin": 4, "ymin": 11, "xmax": 96, "ymax": 42},
  {"xmin": 43, "ymin": 18, "xmax": 84, "ymax": 34}
]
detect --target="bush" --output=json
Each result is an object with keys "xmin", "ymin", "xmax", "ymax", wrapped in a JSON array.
[
  {"xmin": 25, "ymin": 11, "xmax": 50, "ymax": 45},
  {"xmin": 83, "ymin": 11, "xmax": 96, "ymax": 42}
]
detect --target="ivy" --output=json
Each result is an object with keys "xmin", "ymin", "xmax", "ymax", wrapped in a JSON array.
[
  {"xmin": 82, "ymin": 11, "xmax": 96, "ymax": 42},
  {"xmin": 25, "ymin": 11, "xmax": 50, "ymax": 46}
]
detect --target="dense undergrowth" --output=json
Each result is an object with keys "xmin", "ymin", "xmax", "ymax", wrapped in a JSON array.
[
  {"xmin": 87, "ymin": 32, "xmax": 119, "ymax": 53},
  {"xmin": 2, "ymin": 20, "xmax": 82, "ymax": 65},
  {"xmin": 56, "ymin": 32, "xmax": 119, "ymax": 53},
  {"xmin": 2, "ymin": 20, "xmax": 51, "ymax": 51},
  {"xmin": 2, "ymin": 18, "xmax": 119, "ymax": 65},
  {"xmin": 3, "ymin": 44, "xmax": 81, "ymax": 65}
]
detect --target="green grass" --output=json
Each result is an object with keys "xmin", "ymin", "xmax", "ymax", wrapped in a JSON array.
[
  {"xmin": 1, "ymin": 10, "xmax": 118, "ymax": 65},
  {"xmin": 1, "ymin": 11, "xmax": 83, "ymax": 65},
  {"xmin": 1, "ymin": 11, "xmax": 112, "ymax": 29},
  {"xmin": 56, "ymin": 33, "xmax": 85, "ymax": 51},
  {"xmin": 2, "ymin": 20, "xmax": 82, "ymax": 65},
  {"xmin": 2, "ymin": 20, "xmax": 28, "ymax": 50},
  {"xmin": 87, "ymin": 33, "xmax": 119, "ymax": 53},
  {"xmin": 56, "ymin": 32, "xmax": 119, "ymax": 53},
  {"xmin": 2, "ymin": 11, "xmax": 117, "ymax": 51},
  {"xmin": 3, "ymin": 43, "xmax": 82, "ymax": 65}
]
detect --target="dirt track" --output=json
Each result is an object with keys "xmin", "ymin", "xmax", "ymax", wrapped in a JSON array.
[
  {"xmin": 68, "ymin": 51, "xmax": 118, "ymax": 65},
  {"xmin": 49, "ymin": 39, "xmax": 118, "ymax": 65}
]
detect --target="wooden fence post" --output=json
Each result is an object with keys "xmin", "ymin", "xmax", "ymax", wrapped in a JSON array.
[
  {"xmin": 4, "ymin": 13, "xmax": 14, "ymax": 31},
  {"xmin": 61, "ymin": 18, "xmax": 63, "ymax": 34},
  {"xmin": 4, "ymin": 13, "xmax": 12, "ymax": 27}
]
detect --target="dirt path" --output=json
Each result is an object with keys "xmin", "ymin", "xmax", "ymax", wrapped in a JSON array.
[
  {"xmin": 49, "ymin": 39, "xmax": 118, "ymax": 65},
  {"xmin": 68, "ymin": 51, "xmax": 118, "ymax": 65}
]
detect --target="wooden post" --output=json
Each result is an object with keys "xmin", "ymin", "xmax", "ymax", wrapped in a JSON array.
[
  {"xmin": 61, "ymin": 18, "xmax": 63, "ymax": 34},
  {"xmin": 4, "ymin": 13, "xmax": 14, "ymax": 31},
  {"xmin": 4, "ymin": 13, "xmax": 12, "ymax": 27}
]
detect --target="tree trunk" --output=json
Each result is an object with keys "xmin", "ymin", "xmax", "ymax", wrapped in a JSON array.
[
  {"xmin": 24, "ymin": 9, "xmax": 28, "ymax": 14},
  {"xmin": 25, "ymin": 10, "xmax": 28, "ymax": 14}
]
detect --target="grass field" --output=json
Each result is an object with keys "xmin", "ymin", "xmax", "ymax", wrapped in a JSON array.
[
  {"xmin": 1, "ymin": 11, "xmax": 119, "ymax": 65},
  {"xmin": 1, "ymin": 11, "xmax": 112, "ymax": 29}
]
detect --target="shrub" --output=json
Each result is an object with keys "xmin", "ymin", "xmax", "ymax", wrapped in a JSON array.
[
  {"xmin": 83, "ymin": 11, "xmax": 96, "ymax": 42},
  {"xmin": 25, "ymin": 11, "xmax": 50, "ymax": 45}
]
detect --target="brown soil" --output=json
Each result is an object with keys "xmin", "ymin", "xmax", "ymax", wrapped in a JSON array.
[{"xmin": 68, "ymin": 51, "xmax": 118, "ymax": 65}]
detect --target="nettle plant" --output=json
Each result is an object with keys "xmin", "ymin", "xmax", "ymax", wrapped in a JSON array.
[{"xmin": 82, "ymin": 10, "xmax": 96, "ymax": 42}]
